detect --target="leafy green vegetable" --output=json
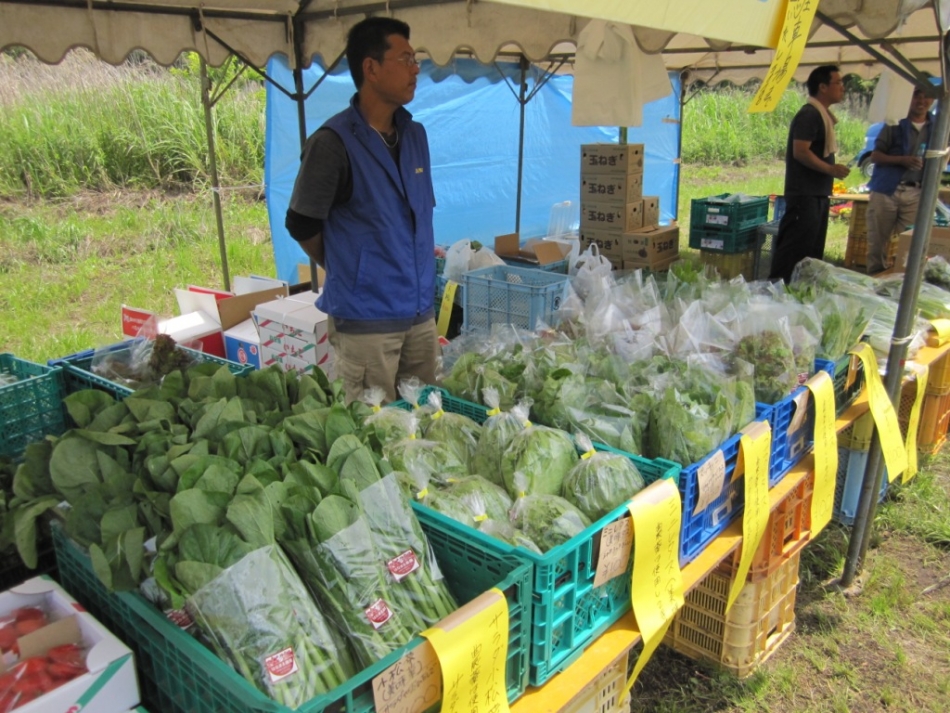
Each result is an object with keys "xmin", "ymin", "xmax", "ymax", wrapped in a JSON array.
[
  {"xmin": 509, "ymin": 490, "xmax": 591, "ymax": 552},
  {"xmin": 561, "ymin": 435, "xmax": 646, "ymax": 521},
  {"xmin": 501, "ymin": 425, "xmax": 578, "ymax": 497}
]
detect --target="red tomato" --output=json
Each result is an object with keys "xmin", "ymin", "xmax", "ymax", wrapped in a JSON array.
[
  {"xmin": 13, "ymin": 618, "xmax": 46, "ymax": 637},
  {"xmin": 11, "ymin": 657, "xmax": 47, "ymax": 677},
  {"xmin": 47, "ymin": 661, "xmax": 87, "ymax": 681},
  {"xmin": 0, "ymin": 626, "xmax": 16, "ymax": 652},
  {"xmin": 12, "ymin": 608, "xmax": 46, "ymax": 623},
  {"xmin": 46, "ymin": 643, "xmax": 85, "ymax": 666}
]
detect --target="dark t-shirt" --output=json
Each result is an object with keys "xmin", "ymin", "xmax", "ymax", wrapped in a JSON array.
[{"xmin": 784, "ymin": 104, "xmax": 834, "ymax": 197}]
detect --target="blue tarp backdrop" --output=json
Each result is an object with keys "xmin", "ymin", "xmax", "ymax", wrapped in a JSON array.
[{"xmin": 264, "ymin": 56, "xmax": 682, "ymax": 284}]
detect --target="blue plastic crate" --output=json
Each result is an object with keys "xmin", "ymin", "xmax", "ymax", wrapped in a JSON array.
[
  {"xmin": 52, "ymin": 515, "xmax": 531, "ymax": 713},
  {"xmin": 500, "ymin": 256, "xmax": 570, "ymax": 274},
  {"xmin": 678, "ymin": 404, "xmax": 772, "ymax": 567},
  {"xmin": 833, "ymin": 446, "xmax": 889, "ymax": 525},
  {"xmin": 463, "ymin": 265, "xmax": 569, "ymax": 333},
  {"xmin": 0, "ymin": 354, "xmax": 66, "ymax": 461},
  {"xmin": 49, "ymin": 340, "xmax": 254, "ymax": 400},
  {"xmin": 767, "ymin": 360, "xmax": 837, "ymax": 487},
  {"xmin": 815, "ymin": 353, "xmax": 865, "ymax": 417},
  {"xmin": 394, "ymin": 387, "xmax": 681, "ymax": 685}
]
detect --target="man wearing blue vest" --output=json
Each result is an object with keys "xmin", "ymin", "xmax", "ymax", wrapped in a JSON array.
[
  {"xmin": 285, "ymin": 17, "xmax": 437, "ymax": 403},
  {"xmin": 865, "ymin": 87, "xmax": 935, "ymax": 274}
]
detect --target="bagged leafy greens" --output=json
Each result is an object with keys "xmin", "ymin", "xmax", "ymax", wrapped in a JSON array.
[
  {"xmin": 509, "ymin": 473, "xmax": 591, "ymax": 552},
  {"xmin": 561, "ymin": 433, "xmax": 646, "ymax": 521},
  {"xmin": 360, "ymin": 386, "xmax": 419, "ymax": 450},
  {"xmin": 472, "ymin": 389, "xmax": 531, "ymax": 484},
  {"xmin": 422, "ymin": 390, "xmax": 481, "ymax": 471},
  {"xmin": 500, "ymin": 424, "xmax": 578, "ymax": 497},
  {"xmin": 440, "ymin": 475, "xmax": 513, "ymax": 522}
]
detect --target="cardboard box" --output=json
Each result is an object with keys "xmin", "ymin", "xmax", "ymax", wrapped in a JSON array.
[
  {"xmin": 624, "ymin": 254, "xmax": 678, "ymax": 273},
  {"xmin": 493, "ymin": 233, "xmax": 572, "ymax": 266},
  {"xmin": 120, "ymin": 306, "xmax": 156, "ymax": 339},
  {"xmin": 579, "ymin": 228, "xmax": 623, "ymax": 259},
  {"xmin": 259, "ymin": 345, "xmax": 334, "ymax": 378},
  {"xmin": 223, "ymin": 318, "xmax": 262, "ymax": 369},
  {"xmin": 621, "ymin": 224, "xmax": 680, "ymax": 268},
  {"xmin": 253, "ymin": 296, "xmax": 330, "ymax": 355},
  {"xmin": 580, "ymin": 173, "xmax": 643, "ymax": 207},
  {"xmin": 1, "ymin": 577, "xmax": 140, "ymax": 713},
  {"xmin": 580, "ymin": 201, "xmax": 643, "ymax": 233},
  {"xmin": 642, "ymin": 196, "xmax": 660, "ymax": 228},
  {"xmin": 580, "ymin": 143, "xmax": 644, "ymax": 175},
  {"xmin": 894, "ymin": 227, "xmax": 950, "ymax": 271}
]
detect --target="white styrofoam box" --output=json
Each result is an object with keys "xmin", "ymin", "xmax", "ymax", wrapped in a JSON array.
[
  {"xmin": 284, "ymin": 290, "xmax": 321, "ymax": 306},
  {"xmin": 157, "ymin": 310, "xmax": 224, "ymax": 357},
  {"xmin": 253, "ymin": 297, "xmax": 306, "ymax": 333},
  {"xmin": 232, "ymin": 275, "xmax": 288, "ymax": 296},
  {"xmin": 223, "ymin": 318, "xmax": 262, "ymax": 369},
  {"xmin": 2, "ymin": 577, "xmax": 139, "ymax": 713}
]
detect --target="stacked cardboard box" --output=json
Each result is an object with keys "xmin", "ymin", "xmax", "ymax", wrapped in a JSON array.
[
  {"xmin": 253, "ymin": 291, "xmax": 336, "ymax": 379},
  {"xmin": 578, "ymin": 143, "xmax": 678, "ymax": 271}
]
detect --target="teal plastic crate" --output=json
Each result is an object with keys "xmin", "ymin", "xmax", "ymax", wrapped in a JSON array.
[
  {"xmin": 688, "ymin": 224, "xmax": 758, "ymax": 253},
  {"xmin": 52, "ymin": 517, "xmax": 530, "ymax": 713},
  {"xmin": 49, "ymin": 340, "xmax": 254, "ymax": 400},
  {"xmin": 462, "ymin": 265, "xmax": 569, "ymax": 333},
  {"xmin": 395, "ymin": 387, "xmax": 681, "ymax": 685},
  {"xmin": 0, "ymin": 353, "xmax": 66, "ymax": 461},
  {"xmin": 690, "ymin": 194, "xmax": 769, "ymax": 233}
]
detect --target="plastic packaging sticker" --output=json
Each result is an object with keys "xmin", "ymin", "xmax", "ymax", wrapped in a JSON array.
[
  {"xmin": 372, "ymin": 640, "xmax": 441, "ymax": 713},
  {"xmin": 748, "ymin": 0, "xmax": 819, "ymax": 113},
  {"xmin": 421, "ymin": 589, "xmax": 509, "ymax": 713},
  {"xmin": 437, "ymin": 281, "xmax": 458, "ymax": 338},
  {"xmin": 365, "ymin": 599, "xmax": 395, "ymax": 630},
  {"xmin": 624, "ymin": 478, "xmax": 684, "ymax": 695},
  {"xmin": 693, "ymin": 450, "xmax": 726, "ymax": 516},
  {"xmin": 903, "ymin": 364, "xmax": 929, "ymax": 484},
  {"xmin": 727, "ymin": 421, "xmax": 772, "ymax": 612},
  {"xmin": 593, "ymin": 516, "xmax": 633, "ymax": 588},
  {"xmin": 264, "ymin": 648, "xmax": 299, "ymax": 684},
  {"xmin": 805, "ymin": 370, "xmax": 837, "ymax": 538},
  {"xmin": 387, "ymin": 550, "xmax": 421, "ymax": 583},
  {"xmin": 849, "ymin": 343, "xmax": 908, "ymax": 481}
]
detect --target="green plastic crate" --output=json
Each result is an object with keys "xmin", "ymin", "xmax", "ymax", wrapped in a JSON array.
[
  {"xmin": 49, "ymin": 340, "xmax": 254, "ymax": 400},
  {"xmin": 393, "ymin": 387, "xmax": 681, "ymax": 685},
  {"xmin": 52, "ymin": 516, "xmax": 530, "ymax": 713},
  {"xmin": 0, "ymin": 353, "xmax": 66, "ymax": 461},
  {"xmin": 690, "ymin": 194, "xmax": 769, "ymax": 233}
]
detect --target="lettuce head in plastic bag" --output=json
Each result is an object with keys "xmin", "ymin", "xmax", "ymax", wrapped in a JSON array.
[
  {"xmin": 509, "ymin": 473, "xmax": 591, "ymax": 552},
  {"xmin": 501, "ymin": 423, "xmax": 578, "ymax": 497},
  {"xmin": 473, "ymin": 388, "xmax": 531, "ymax": 484},
  {"xmin": 561, "ymin": 433, "xmax": 647, "ymax": 521}
]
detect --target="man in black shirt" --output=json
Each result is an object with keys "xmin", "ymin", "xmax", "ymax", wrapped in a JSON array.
[{"xmin": 769, "ymin": 65, "xmax": 851, "ymax": 283}]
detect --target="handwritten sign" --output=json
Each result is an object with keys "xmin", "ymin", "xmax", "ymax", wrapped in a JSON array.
[
  {"xmin": 849, "ymin": 343, "xmax": 908, "ymax": 481},
  {"xmin": 903, "ymin": 364, "xmax": 929, "ymax": 484},
  {"xmin": 437, "ymin": 281, "xmax": 458, "ymax": 338},
  {"xmin": 372, "ymin": 641, "xmax": 441, "ymax": 713},
  {"xmin": 694, "ymin": 450, "xmax": 726, "ymax": 516},
  {"xmin": 805, "ymin": 370, "xmax": 837, "ymax": 538},
  {"xmin": 593, "ymin": 516, "xmax": 633, "ymax": 588},
  {"xmin": 623, "ymin": 478, "xmax": 684, "ymax": 695},
  {"xmin": 421, "ymin": 589, "xmax": 509, "ymax": 713},
  {"xmin": 727, "ymin": 422, "xmax": 772, "ymax": 612},
  {"xmin": 749, "ymin": 0, "xmax": 820, "ymax": 113}
]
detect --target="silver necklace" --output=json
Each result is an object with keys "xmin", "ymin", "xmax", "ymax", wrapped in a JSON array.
[{"xmin": 371, "ymin": 125, "xmax": 398, "ymax": 148}]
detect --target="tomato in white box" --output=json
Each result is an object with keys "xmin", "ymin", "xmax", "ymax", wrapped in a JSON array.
[{"xmin": 0, "ymin": 577, "xmax": 139, "ymax": 713}]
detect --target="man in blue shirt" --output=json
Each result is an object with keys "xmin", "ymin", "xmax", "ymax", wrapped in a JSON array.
[
  {"xmin": 285, "ymin": 17, "xmax": 438, "ymax": 403},
  {"xmin": 865, "ymin": 87, "xmax": 934, "ymax": 274}
]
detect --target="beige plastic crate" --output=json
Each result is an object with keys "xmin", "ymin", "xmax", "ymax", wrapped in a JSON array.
[{"xmin": 562, "ymin": 648, "xmax": 630, "ymax": 713}]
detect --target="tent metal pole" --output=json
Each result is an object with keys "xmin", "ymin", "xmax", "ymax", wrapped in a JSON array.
[
  {"xmin": 840, "ymin": 35, "xmax": 950, "ymax": 587},
  {"xmin": 292, "ymin": 17, "xmax": 319, "ymax": 289},
  {"xmin": 199, "ymin": 56, "xmax": 231, "ymax": 292},
  {"xmin": 515, "ymin": 55, "xmax": 528, "ymax": 234}
]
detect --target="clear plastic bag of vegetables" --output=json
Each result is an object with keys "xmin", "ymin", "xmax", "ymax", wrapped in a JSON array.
[
  {"xmin": 360, "ymin": 387, "xmax": 419, "ymax": 450},
  {"xmin": 472, "ymin": 388, "xmax": 531, "ymax": 484},
  {"xmin": 185, "ymin": 545, "xmax": 357, "ymax": 706},
  {"xmin": 808, "ymin": 291, "xmax": 876, "ymax": 362},
  {"xmin": 396, "ymin": 377, "xmax": 438, "ymax": 428},
  {"xmin": 500, "ymin": 422, "xmax": 579, "ymax": 497},
  {"xmin": 422, "ymin": 390, "xmax": 481, "ymax": 471},
  {"xmin": 733, "ymin": 310, "xmax": 799, "ymax": 404},
  {"xmin": 440, "ymin": 475, "xmax": 513, "ymax": 522},
  {"xmin": 382, "ymin": 414, "xmax": 468, "ymax": 486},
  {"xmin": 561, "ymin": 433, "xmax": 646, "ymax": 521},
  {"xmin": 924, "ymin": 255, "xmax": 950, "ymax": 292},
  {"xmin": 508, "ymin": 473, "xmax": 592, "ymax": 552}
]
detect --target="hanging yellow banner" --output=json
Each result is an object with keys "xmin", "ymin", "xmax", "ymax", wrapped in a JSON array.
[
  {"xmin": 749, "ymin": 0, "xmax": 821, "ymax": 114},
  {"xmin": 623, "ymin": 478, "xmax": 684, "ymax": 695},
  {"xmin": 931, "ymin": 319, "xmax": 950, "ymax": 342},
  {"xmin": 421, "ymin": 589, "xmax": 510, "ymax": 713},
  {"xmin": 437, "ymin": 281, "xmax": 458, "ymax": 338},
  {"xmin": 727, "ymin": 422, "xmax": 772, "ymax": 611},
  {"xmin": 805, "ymin": 371, "xmax": 837, "ymax": 537},
  {"xmin": 849, "ymin": 343, "xmax": 908, "ymax": 481},
  {"xmin": 903, "ymin": 364, "xmax": 929, "ymax": 484}
]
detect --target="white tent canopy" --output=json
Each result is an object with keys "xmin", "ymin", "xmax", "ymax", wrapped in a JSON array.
[{"xmin": 0, "ymin": 0, "xmax": 943, "ymax": 85}]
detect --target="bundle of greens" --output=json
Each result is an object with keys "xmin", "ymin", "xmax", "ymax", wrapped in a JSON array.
[
  {"xmin": 500, "ymin": 424, "xmax": 578, "ymax": 497},
  {"xmin": 472, "ymin": 389, "xmax": 531, "ymax": 484},
  {"xmin": 442, "ymin": 352, "xmax": 523, "ymax": 410},
  {"xmin": 440, "ymin": 475, "xmax": 513, "ymax": 522},
  {"xmin": 382, "ymin": 428, "xmax": 468, "ymax": 486},
  {"xmin": 509, "ymin": 473, "xmax": 591, "ymax": 552},
  {"xmin": 359, "ymin": 387, "xmax": 419, "ymax": 450},
  {"xmin": 806, "ymin": 291, "xmax": 876, "ymax": 362},
  {"xmin": 924, "ymin": 256, "xmax": 950, "ymax": 292},
  {"xmin": 734, "ymin": 329, "xmax": 797, "ymax": 404},
  {"xmin": 183, "ymin": 540, "xmax": 356, "ymax": 706},
  {"xmin": 561, "ymin": 434, "xmax": 646, "ymax": 521},
  {"xmin": 422, "ymin": 390, "xmax": 481, "ymax": 471}
]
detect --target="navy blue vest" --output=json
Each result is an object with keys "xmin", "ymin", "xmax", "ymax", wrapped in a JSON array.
[
  {"xmin": 868, "ymin": 119, "xmax": 917, "ymax": 196},
  {"xmin": 316, "ymin": 96, "xmax": 436, "ymax": 322}
]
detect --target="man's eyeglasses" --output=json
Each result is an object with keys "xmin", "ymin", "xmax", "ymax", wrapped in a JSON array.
[{"xmin": 385, "ymin": 53, "xmax": 420, "ymax": 68}]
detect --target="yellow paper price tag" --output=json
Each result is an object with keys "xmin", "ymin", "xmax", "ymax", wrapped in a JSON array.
[
  {"xmin": 805, "ymin": 371, "xmax": 838, "ymax": 537},
  {"xmin": 903, "ymin": 365, "xmax": 928, "ymax": 484},
  {"xmin": 623, "ymin": 478, "xmax": 684, "ymax": 695},
  {"xmin": 749, "ymin": 0, "xmax": 820, "ymax": 113},
  {"xmin": 849, "ymin": 343, "xmax": 908, "ymax": 481},
  {"xmin": 931, "ymin": 319, "xmax": 950, "ymax": 341},
  {"xmin": 437, "ymin": 281, "xmax": 458, "ymax": 338},
  {"xmin": 727, "ymin": 422, "xmax": 772, "ymax": 612},
  {"xmin": 421, "ymin": 589, "xmax": 510, "ymax": 713}
]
